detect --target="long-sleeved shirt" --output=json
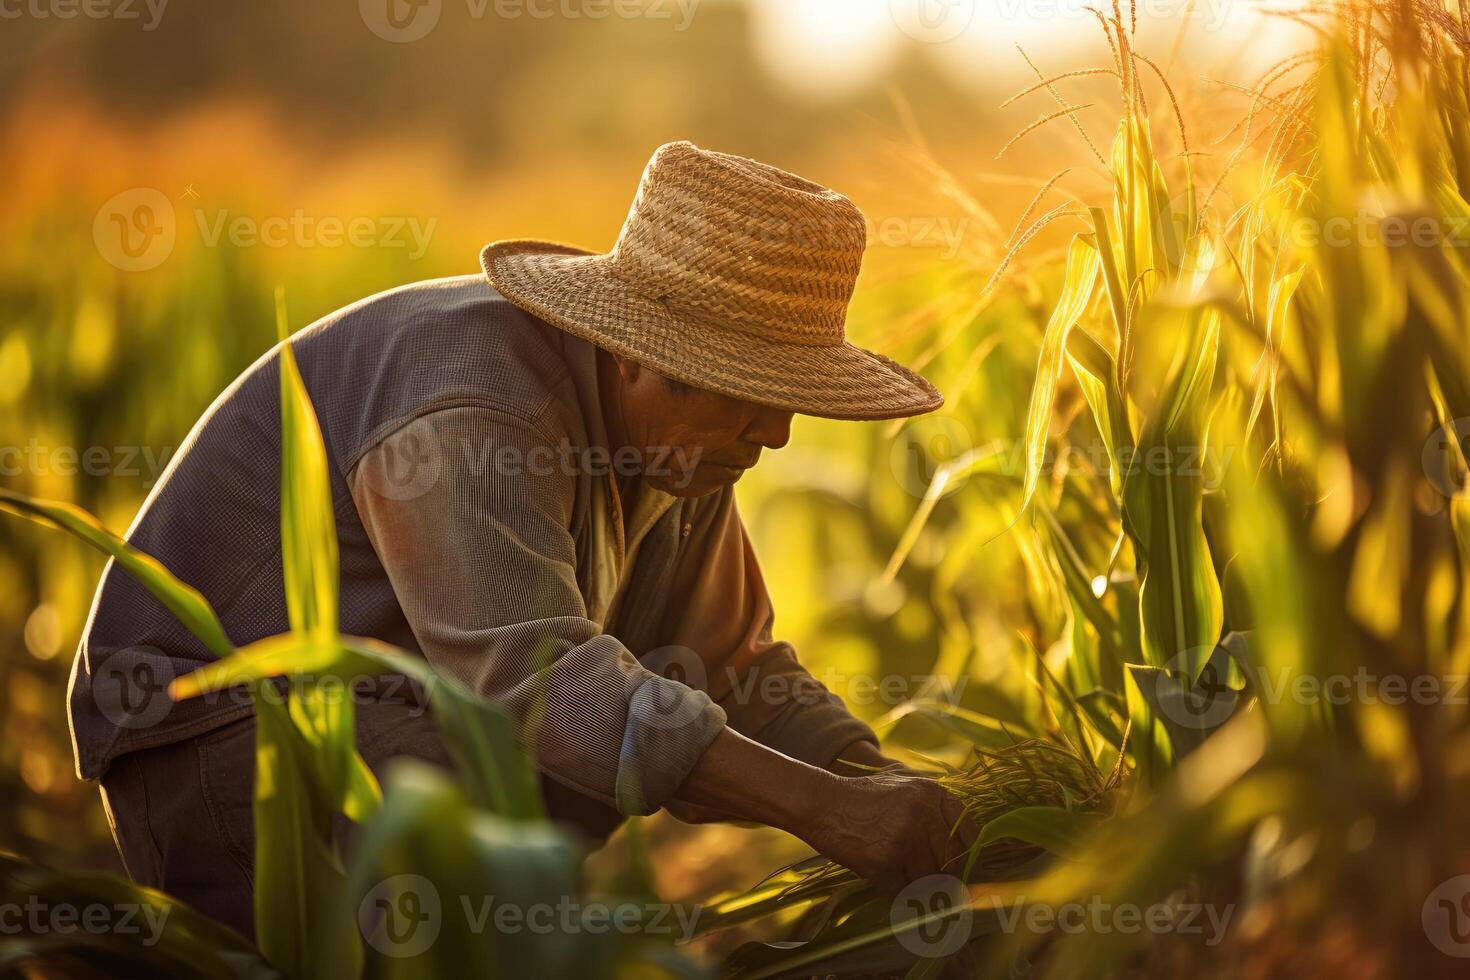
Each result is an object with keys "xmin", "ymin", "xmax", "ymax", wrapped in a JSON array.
[{"xmin": 69, "ymin": 272, "xmax": 876, "ymax": 815}]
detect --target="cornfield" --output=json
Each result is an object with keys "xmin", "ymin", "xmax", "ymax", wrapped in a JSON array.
[{"xmin": 4, "ymin": 0, "xmax": 1470, "ymax": 977}]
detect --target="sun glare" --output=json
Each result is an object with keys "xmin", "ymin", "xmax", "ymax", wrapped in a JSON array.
[{"xmin": 743, "ymin": 0, "xmax": 1316, "ymax": 97}]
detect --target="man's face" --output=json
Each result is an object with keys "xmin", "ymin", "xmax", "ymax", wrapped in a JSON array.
[{"xmin": 612, "ymin": 356, "xmax": 794, "ymax": 498}]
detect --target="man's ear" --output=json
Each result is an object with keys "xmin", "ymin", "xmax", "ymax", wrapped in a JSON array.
[{"xmin": 614, "ymin": 353, "xmax": 642, "ymax": 384}]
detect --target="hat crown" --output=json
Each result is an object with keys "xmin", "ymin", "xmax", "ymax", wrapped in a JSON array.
[{"xmin": 609, "ymin": 141, "xmax": 867, "ymax": 346}]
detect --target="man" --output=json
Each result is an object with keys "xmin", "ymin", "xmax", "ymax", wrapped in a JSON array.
[{"xmin": 70, "ymin": 141, "xmax": 970, "ymax": 939}]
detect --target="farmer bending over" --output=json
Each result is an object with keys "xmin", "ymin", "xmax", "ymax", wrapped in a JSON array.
[{"xmin": 70, "ymin": 141, "xmax": 970, "ymax": 939}]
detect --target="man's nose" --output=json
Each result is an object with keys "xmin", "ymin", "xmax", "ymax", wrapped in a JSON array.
[{"xmin": 746, "ymin": 408, "xmax": 793, "ymax": 450}]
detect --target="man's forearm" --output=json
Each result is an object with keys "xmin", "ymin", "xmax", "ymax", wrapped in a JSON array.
[
  {"xmin": 672, "ymin": 727, "xmax": 845, "ymax": 840},
  {"xmin": 673, "ymin": 727, "xmax": 976, "ymax": 889}
]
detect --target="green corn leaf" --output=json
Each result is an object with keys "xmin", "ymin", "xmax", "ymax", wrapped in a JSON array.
[
  {"xmin": 342, "ymin": 764, "xmax": 614, "ymax": 979},
  {"xmin": 0, "ymin": 490, "xmax": 233, "ymax": 659},
  {"xmin": 694, "ymin": 857, "xmax": 854, "ymax": 937},
  {"xmin": 1074, "ymin": 689, "xmax": 1126, "ymax": 750},
  {"xmin": 1089, "ymin": 207, "xmax": 1131, "ymax": 356},
  {"xmin": 274, "ymin": 312, "xmax": 375, "ymax": 828},
  {"xmin": 1066, "ymin": 327, "xmax": 1133, "ymax": 496},
  {"xmin": 1122, "ymin": 664, "xmax": 1175, "ymax": 786},
  {"xmin": 0, "ymin": 851, "xmax": 274, "ymax": 979},
  {"xmin": 277, "ymin": 294, "xmax": 338, "ymax": 642},
  {"xmin": 1035, "ymin": 503, "xmax": 1124, "ymax": 664},
  {"xmin": 251, "ymin": 693, "xmax": 360, "ymax": 980},
  {"xmin": 1124, "ymin": 662, "xmax": 1240, "ymax": 762},
  {"xmin": 971, "ymin": 805, "xmax": 1100, "ymax": 859},
  {"xmin": 1018, "ymin": 235, "xmax": 1101, "ymax": 514},
  {"xmin": 1122, "ymin": 303, "xmax": 1224, "ymax": 672},
  {"xmin": 173, "ymin": 634, "xmax": 545, "ymax": 821},
  {"xmin": 1244, "ymin": 267, "xmax": 1304, "ymax": 446},
  {"xmin": 876, "ymin": 700, "xmax": 1020, "ymax": 752}
]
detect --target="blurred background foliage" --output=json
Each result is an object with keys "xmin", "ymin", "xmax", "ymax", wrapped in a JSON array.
[{"xmin": 0, "ymin": 0, "xmax": 1325, "ymax": 959}]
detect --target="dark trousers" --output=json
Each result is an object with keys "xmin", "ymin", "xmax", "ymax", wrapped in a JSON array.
[{"xmin": 98, "ymin": 701, "xmax": 624, "ymax": 941}]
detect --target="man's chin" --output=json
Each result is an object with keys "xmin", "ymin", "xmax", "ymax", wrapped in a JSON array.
[{"xmin": 647, "ymin": 466, "xmax": 744, "ymax": 498}]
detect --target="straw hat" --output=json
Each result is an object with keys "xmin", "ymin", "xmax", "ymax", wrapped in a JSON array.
[{"xmin": 481, "ymin": 141, "xmax": 943, "ymax": 420}]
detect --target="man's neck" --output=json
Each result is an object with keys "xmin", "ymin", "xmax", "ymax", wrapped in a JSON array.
[
  {"xmin": 595, "ymin": 347, "xmax": 641, "ymax": 508},
  {"xmin": 596, "ymin": 347, "xmax": 631, "ymax": 451}
]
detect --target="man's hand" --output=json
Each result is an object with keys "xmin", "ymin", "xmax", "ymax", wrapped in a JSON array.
[
  {"xmin": 670, "ymin": 729, "xmax": 974, "ymax": 888},
  {"xmin": 806, "ymin": 771, "xmax": 974, "ymax": 891}
]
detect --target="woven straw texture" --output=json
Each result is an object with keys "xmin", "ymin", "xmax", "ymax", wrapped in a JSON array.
[{"xmin": 481, "ymin": 140, "xmax": 943, "ymax": 421}]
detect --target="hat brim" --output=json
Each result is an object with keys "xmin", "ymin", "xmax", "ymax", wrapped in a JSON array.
[{"xmin": 480, "ymin": 241, "xmax": 943, "ymax": 421}]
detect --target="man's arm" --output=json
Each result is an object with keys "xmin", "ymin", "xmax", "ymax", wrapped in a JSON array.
[
  {"xmin": 350, "ymin": 406, "xmax": 728, "ymax": 816},
  {"xmin": 659, "ymin": 487, "xmax": 887, "ymax": 770},
  {"xmin": 353, "ymin": 409, "xmax": 969, "ymax": 884},
  {"xmin": 673, "ymin": 727, "xmax": 974, "ymax": 889}
]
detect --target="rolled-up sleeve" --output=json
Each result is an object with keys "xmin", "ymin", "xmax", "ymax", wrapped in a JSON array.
[
  {"xmin": 348, "ymin": 405, "xmax": 726, "ymax": 815},
  {"xmin": 663, "ymin": 488, "xmax": 877, "ymax": 769}
]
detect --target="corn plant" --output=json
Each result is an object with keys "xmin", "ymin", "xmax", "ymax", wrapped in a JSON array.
[{"xmin": 702, "ymin": 3, "xmax": 1470, "ymax": 977}]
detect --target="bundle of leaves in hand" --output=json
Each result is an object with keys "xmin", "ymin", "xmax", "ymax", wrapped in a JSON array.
[{"xmin": 698, "ymin": 735, "xmax": 1122, "ymax": 937}]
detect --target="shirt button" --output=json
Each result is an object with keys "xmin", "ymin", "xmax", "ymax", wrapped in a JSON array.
[{"xmin": 681, "ymin": 523, "xmax": 692, "ymax": 539}]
